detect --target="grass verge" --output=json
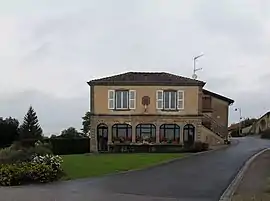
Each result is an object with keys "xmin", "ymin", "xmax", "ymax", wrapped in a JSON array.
[{"xmin": 62, "ymin": 153, "xmax": 187, "ymax": 180}]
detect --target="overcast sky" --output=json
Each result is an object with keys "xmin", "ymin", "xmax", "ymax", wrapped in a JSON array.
[{"xmin": 0, "ymin": 0, "xmax": 269, "ymax": 135}]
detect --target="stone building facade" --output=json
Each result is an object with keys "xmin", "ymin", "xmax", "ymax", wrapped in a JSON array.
[{"xmin": 87, "ymin": 72, "xmax": 234, "ymax": 152}]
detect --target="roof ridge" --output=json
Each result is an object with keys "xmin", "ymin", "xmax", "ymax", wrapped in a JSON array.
[{"xmin": 88, "ymin": 71, "xmax": 206, "ymax": 87}]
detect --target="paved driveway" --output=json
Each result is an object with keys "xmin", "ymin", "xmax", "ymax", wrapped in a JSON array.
[{"xmin": 1, "ymin": 137, "xmax": 270, "ymax": 201}]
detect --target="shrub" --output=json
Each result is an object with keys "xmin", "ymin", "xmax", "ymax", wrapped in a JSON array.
[
  {"xmin": 4, "ymin": 138, "xmax": 90, "ymax": 155},
  {"xmin": 0, "ymin": 162, "xmax": 63, "ymax": 186},
  {"xmin": 27, "ymin": 144, "xmax": 52, "ymax": 156},
  {"xmin": 190, "ymin": 141, "xmax": 209, "ymax": 152},
  {"xmin": 26, "ymin": 163, "xmax": 62, "ymax": 183},
  {"xmin": 49, "ymin": 138, "xmax": 90, "ymax": 155},
  {"xmin": 18, "ymin": 139, "xmax": 37, "ymax": 148},
  {"xmin": 202, "ymin": 142, "xmax": 209, "ymax": 151},
  {"xmin": 32, "ymin": 154, "xmax": 63, "ymax": 170},
  {"xmin": 0, "ymin": 147, "xmax": 29, "ymax": 164},
  {"xmin": 0, "ymin": 163, "xmax": 25, "ymax": 186},
  {"xmin": 0, "ymin": 155, "xmax": 63, "ymax": 186},
  {"xmin": 0, "ymin": 142, "xmax": 52, "ymax": 164},
  {"xmin": 0, "ymin": 146, "xmax": 12, "ymax": 157}
]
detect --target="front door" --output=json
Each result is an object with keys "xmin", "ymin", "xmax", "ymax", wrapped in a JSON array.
[
  {"xmin": 183, "ymin": 124, "xmax": 195, "ymax": 147},
  {"xmin": 97, "ymin": 124, "xmax": 108, "ymax": 152}
]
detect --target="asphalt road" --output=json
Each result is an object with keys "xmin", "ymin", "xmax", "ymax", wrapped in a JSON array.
[{"xmin": 1, "ymin": 137, "xmax": 270, "ymax": 201}]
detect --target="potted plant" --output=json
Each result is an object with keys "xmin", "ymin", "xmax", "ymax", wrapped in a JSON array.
[{"xmin": 136, "ymin": 136, "xmax": 143, "ymax": 143}]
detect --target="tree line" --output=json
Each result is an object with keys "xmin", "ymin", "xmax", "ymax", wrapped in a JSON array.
[{"xmin": 0, "ymin": 106, "xmax": 91, "ymax": 148}]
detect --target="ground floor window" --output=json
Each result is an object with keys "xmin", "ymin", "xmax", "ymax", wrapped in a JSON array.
[
  {"xmin": 112, "ymin": 124, "xmax": 132, "ymax": 143},
  {"xmin": 160, "ymin": 124, "xmax": 180, "ymax": 143},
  {"xmin": 136, "ymin": 124, "xmax": 156, "ymax": 143}
]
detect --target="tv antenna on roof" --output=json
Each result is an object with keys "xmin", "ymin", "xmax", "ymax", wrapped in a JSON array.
[{"xmin": 192, "ymin": 54, "xmax": 204, "ymax": 79}]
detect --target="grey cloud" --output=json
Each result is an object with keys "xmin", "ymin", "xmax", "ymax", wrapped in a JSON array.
[
  {"xmin": 195, "ymin": 0, "xmax": 269, "ymax": 55},
  {"xmin": 22, "ymin": 41, "xmax": 52, "ymax": 64},
  {"xmin": 229, "ymin": 90, "xmax": 270, "ymax": 124},
  {"xmin": 204, "ymin": 75, "xmax": 238, "ymax": 93},
  {"xmin": 0, "ymin": 90, "xmax": 88, "ymax": 136}
]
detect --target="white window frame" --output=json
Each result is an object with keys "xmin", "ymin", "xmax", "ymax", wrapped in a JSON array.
[
  {"xmin": 177, "ymin": 90, "xmax": 184, "ymax": 110},
  {"xmin": 129, "ymin": 90, "xmax": 136, "ymax": 109},
  {"xmin": 115, "ymin": 90, "xmax": 129, "ymax": 109},
  {"xmin": 156, "ymin": 90, "xmax": 185, "ymax": 110},
  {"xmin": 108, "ymin": 90, "xmax": 115, "ymax": 109},
  {"xmin": 156, "ymin": 90, "xmax": 163, "ymax": 109},
  {"xmin": 163, "ymin": 91, "xmax": 177, "ymax": 110}
]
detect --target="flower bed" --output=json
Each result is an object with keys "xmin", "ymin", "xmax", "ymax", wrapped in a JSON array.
[
  {"xmin": 112, "ymin": 136, "xmax": 132, "ymax": 143},
  {"xmin": 0, "ymin": 155, "xmax": 63, "ymax": 186},
  {"xmin": 0, "ymin": 141, "xmax": 64, "ymax": 186},
  {"xmin": 109, "ymin": 144, "xmax": 184, "ymax": 153},
  {"xmin": 136, "ymin": 136, "xmax": 156, "ymax": 143},
  {"xmin": 108, "ymin": 141, "xmax": 209, "ymax": 153}
]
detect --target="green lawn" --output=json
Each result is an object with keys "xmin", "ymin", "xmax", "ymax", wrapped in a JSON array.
[{"xmin": 62, "ymin": 153, "xmax": 187, "ymax": 180}]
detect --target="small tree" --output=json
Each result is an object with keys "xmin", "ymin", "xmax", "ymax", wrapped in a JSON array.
[
  {"xmin": 60, "ymin": 127, "xmax": 85, "ymax": 138},
  {"xmin": 50, "ymin": 134, "xmax": 58, "ymax": 139},
  {"xmin": 19, "ymin": 106, "xmax": 43, "ymax": 140},
  {"xmin": 82, "ymin": 111, "xmax": 91, "ymax": 135},
  {"xmin": 0, "ymin": 117, "xmax": 19, "ymax": 148}
]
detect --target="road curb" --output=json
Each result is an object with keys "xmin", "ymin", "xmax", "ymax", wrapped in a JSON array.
[{"xmin": 219, "ymin": 147, "xmax": 270, "ymax": 201}]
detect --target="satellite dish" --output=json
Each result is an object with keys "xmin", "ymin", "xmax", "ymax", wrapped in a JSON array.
[{"xmin": 192, "ymin": 74, "xmax": 197, "ymax": 79}]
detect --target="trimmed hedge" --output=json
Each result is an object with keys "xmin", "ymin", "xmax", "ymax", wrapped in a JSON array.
[
  {"xmin": 17, "ymin": 138, "xmax": 90, "ymax": 155},
  {"xmin": 49, "ymin": 138, "xmax": 90, "ymax": 155}
]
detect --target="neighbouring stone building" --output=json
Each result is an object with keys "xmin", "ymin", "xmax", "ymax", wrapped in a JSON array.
[{"xmin": 249, "ymin": 112, "xmax": 270, "ymax": 134}]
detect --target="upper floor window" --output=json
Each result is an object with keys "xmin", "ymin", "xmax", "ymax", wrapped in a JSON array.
[
  {"xmin": 156, "ymin": 90, "xmax": 184, "ymax": 110},
  {"xmin": 108, "ymin": 90, "xmax": 136, "ymax": 110},
  {"xmin": 116, "ymin": 90, "xmax": 128, "ymax": 109},
  {"xmin": 164, "ymin": 91, "xmax": 177, "ymax": 109}
]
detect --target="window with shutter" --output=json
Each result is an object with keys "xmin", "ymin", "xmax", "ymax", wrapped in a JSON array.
[
  {"xmin": 177, "ymin": 90, "xmax": 184, "ymax": 109},
  {"xmin": 164, "ymin": 91, "xmax": 177, "ymax": 110},
  {"xmin": 108, "ymin": 90, "xmax": 115, "ymax": 109},
  {"xmin": 129, "ymin": 90, "xmax": 136, "ymax": 109},
  {"xmin": 115, "ymin": 90, "xmax": 129, "ymax": 109},
  {"xmin": 156, "ymin": 90, "xmax": 163, "ymax": 109}
]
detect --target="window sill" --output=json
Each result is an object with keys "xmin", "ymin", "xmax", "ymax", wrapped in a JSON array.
[
  {"xmin": 161, "ymin": 109, "xmax": 182, "ymax": 112},
  {"xmin": 113, "ymin": 108, "xmax": 131, "ymax": 111}
]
